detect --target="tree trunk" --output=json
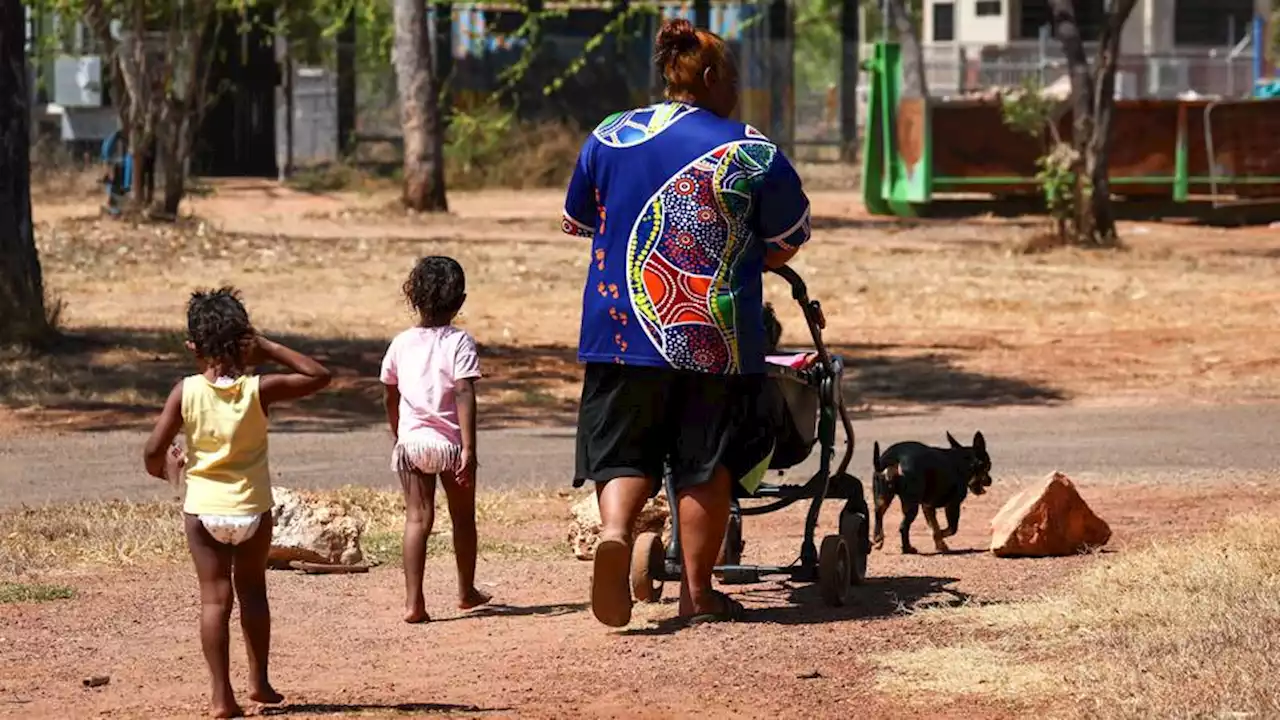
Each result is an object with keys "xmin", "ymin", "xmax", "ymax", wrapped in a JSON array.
[
  {"xmin": 1049, "ymin": 0, "xmax": 1095, "ymax": 243},
  {"xmin": 0, "ymin": 0, "xmax": 51, "ymax": 345},
  {"xmin": 1050, "ymin": 0, "xmax": 1137, "ymax": 248},
  {"xmin": 157, "ymin": 111, "xmax": 186, "ymax": 218},
  {"xmin": 886, "ymin": 0, "xmax": 928, "ymax": 98},
  {"xmin": 395, "ymin": 0, "xmax": 448, "ymax": 212},
  {"xmin": 1085, "ymin": 1, "xmax": 1137, "ymax": 246}
]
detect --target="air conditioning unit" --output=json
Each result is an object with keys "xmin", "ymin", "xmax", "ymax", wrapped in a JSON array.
[
  {"xmin": 1147, "ymin": 58, "xmax": 1189, "ymax": 99},
  {"xmin": 53, "ymin": 55, "xmax": 103, "ymax": 108}
]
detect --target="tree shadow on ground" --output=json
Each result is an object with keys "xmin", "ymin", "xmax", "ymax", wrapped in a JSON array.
[
  {"xmin": 0, "ymin": 327, "xmax": 579, "ymax": 433},
  {"xmin": 263, "ymin": 702, "xmax": 508, "ymax": 716},
  {"xmin": 809, "ymin": 213, "xmax": 1046, "ymax": 233},
  {"xmin": 0, "ymin": 330, "xmax": 1062, "ymax": 433},
  {"xmin": 621, "ymin": 575, "xmax": 971, "ymax": 636},
  {"xmin": 831, "ymin": 343, "xmax": 1066, "ymax": 412},
  {"xmin": 914, "ymin": 198, "xmax": 1280, "ymax": 227}
]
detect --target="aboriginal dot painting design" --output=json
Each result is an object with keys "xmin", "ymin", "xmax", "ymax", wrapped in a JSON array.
[
  {"xmin": 593, "ymin": 103, "xmax": 698, "ymax": 148},
  {"xmin": 627, "ymin": 140, "xmax": 777, "ymax": 373}
]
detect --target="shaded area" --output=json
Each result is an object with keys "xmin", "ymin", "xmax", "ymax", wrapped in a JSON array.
[
  {"xmin": 433, "ymin": 601, "xmax": 588, "ymax": 622},
  {"xmin": 764, "ymin": 574, "xmax": 972, "ymax": 625},
  {"xmin": 621, "ymin": 575, "xmax": 970, "ymax": 636},
  {"xmin": 264, "ymin": 702, "xmax": 508, "ymax": 716},
  {"xmin": 0, "ymin": 328, "xmax": 579, "ymax": 432},
  {"xmin": 809, "ymin": 214, "xmax": 1045, "ymax": 233},
  {"xmin": 0, "ymin": 330, "xmax": 1063, "ymax": 433},
  {"xmin": 914, "ymin": 198, "xmax": 1280, "ymax": 227},
  {"xmin": 833, "ymin": 343, "xmax": 1065, "ymax": 411}
]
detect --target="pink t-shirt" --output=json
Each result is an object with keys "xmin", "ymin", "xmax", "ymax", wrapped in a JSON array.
[{"xmin": 380, "ymin": 326, "xmax": 481, "ymax": 446}]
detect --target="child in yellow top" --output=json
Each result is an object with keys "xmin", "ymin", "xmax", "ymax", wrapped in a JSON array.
[{"xmin": 143, "ymin": 287, "xmax": 330, "ymax": 719}]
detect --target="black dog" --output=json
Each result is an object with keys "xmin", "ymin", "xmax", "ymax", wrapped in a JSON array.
[{"xmin": 871, "ymin": 432, "xmax": 993, "ymax": 554}]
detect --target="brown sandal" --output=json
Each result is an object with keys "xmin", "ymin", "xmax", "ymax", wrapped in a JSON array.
[
  {"xmin": 591, "ymin": 534, "xmax": 633, "ymax": 627},
  {"xmin": 686, "ymin": 590, "xmax": 746, "ymax": 626}
]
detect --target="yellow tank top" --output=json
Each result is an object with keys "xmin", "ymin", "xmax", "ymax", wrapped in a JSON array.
[{"xmin": 181, "ymin": 374, "xmax": 272, "ymax": 516}]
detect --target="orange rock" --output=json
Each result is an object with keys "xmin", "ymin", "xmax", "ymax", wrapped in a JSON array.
[{"xmin": 990, "ymin": 472, "xmax": 1111, "ymax": 558}]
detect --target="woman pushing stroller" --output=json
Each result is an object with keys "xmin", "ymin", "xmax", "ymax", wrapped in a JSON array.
[{"xmin": 562, "ymin": 17, "xmax": 812, "ymax": 626}]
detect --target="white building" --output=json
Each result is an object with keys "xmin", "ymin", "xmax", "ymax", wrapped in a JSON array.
[
  {"xmin": 922, "ymin": 0, "xmax": 1266, "ymax": 52},
  {"xmin": 917, "ymin": 0, "xmax": 1273, "ymax": 97}
]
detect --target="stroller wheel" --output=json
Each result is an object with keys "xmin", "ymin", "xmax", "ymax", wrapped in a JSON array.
[
  {"xmin": 631, "ymin": 531, "xmax": 664, "ymax": 603},
  {"xmin": 839, "ymin": 506, "xmax": 870, "ymax": 586},
  {"xmin": 818, "ymin": 535, "xmax": 852, "ymax": 607}
]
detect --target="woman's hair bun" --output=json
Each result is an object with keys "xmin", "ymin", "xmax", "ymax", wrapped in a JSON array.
[{"xmin": 655, "ymin": 18, "xmax": 700, "ymax": 58}]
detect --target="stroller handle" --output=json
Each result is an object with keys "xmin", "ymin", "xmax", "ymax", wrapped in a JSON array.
[
  {"xmin": 766, "ymin": 265, "xmax": 856, "ymax": 478},
  {"xmin": 767, "ymin": 265, "xmax": 809, "ymax": 302}
]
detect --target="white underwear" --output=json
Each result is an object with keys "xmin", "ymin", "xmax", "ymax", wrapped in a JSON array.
[
  {"xmin": 199, "ymin": 514, "xmax": 262, "ymax": 546},
  {"xmin": 393, "ymin": 436, "xmax": 463, "ymax": 476}
]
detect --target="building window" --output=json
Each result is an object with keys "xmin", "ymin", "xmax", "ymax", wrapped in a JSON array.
[
  {"xmin": 933, "ymin": 2, "xmax": 955, "ymax": 42},
  {"xmin": 976, "ymin": 1, "xmax": 1001, "ymax": 16}
]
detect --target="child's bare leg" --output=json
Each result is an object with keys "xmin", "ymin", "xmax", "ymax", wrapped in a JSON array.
[
  {"xmin": 441, "ymin": 472, "xmax": 489, "ymax": 609},
  {"xmin": 183, "ymin": 515, "xmax": 241, "ymax": 719},
  {"xmin": 399, "ymin": 465, "xmax": 436, "ymax": 623},
  {"xmin": 232, "ymin": 513, "xmax": 282, "ymax": 705}
]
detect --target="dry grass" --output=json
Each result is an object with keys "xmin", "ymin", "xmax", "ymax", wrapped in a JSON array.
[
  {"xmin": 0, "ymin": 487, "xmax": 565, "ymax": 577},
  {"xmin": 0, "ymin": 500, "xmax": 187, "ymax": 576},
  {"xmin": 29, "ymin": 136, "xmax": 105, "ymax": 205},
  {"xmin": 12, "ymin": 177, "xmax": 1280, "ymax": 429},
  {"xmin": 21, "ymin": 197, "xmax": 1280, "ymax": 421},
  {"xmin": 872, "ymin": 644, "xmax": 1056, "ymax": 701},
  {"xmin": 873, "ymin": 516, "xmax": 1280, "ymax": 718}
]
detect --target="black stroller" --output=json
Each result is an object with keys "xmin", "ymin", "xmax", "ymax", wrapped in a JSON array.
[{"xmin": 629, "ymin": 266, "xmax": 871, "ymax": 607}]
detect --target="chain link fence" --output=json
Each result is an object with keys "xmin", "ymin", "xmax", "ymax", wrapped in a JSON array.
[{"xmin": 921, "ymin": 42, "xmax": 1258, "ymax": 100}]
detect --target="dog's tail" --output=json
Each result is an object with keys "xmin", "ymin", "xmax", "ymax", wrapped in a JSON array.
[{"xmin": 872, "ymin": 441, "xmax": 884, "ymax": 473}]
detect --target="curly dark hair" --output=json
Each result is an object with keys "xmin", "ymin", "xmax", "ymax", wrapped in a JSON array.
[
  {"xmin": 186, "ymin": 287, "xmax": 254, "ymax": 368},
  {"xmin": 403, "ymin": 256, "xmax": 467, "ymax": 325}
]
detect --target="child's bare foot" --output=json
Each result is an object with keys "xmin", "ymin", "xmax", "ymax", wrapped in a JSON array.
[
  {"xmin": 404, "ymin": 604, "xmax": 431, "ymax": 624},
  {"xmin": 458, "ymin": 588, "xmax": 491, "ymax": 610},
  {"xmin": 249, "ymin": 684, "xmax": 284, "ymax": 705},
  {"xmin": 210, "ymin": 700, "xmax": 244, "ymax": 718}
]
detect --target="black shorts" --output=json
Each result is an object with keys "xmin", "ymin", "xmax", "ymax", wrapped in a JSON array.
[{"xmin": 574, "ymin": 363, "xmax": 768, "ymax": 495}]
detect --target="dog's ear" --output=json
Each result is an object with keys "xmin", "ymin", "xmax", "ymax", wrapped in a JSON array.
[
  {"xmin": 946, "ymin": 431, "xmax": 962, "ymax": 450},
  {"xmin": 973, "ymin": 431, "xmax": 986, "ymax": 453}
]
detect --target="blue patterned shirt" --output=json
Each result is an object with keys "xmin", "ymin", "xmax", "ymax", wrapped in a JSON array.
[{"xmin": 562, "ymin": 102, "xmax": 811, "ymax": 375}]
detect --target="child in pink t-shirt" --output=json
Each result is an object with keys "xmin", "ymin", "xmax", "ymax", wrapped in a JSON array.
[{"xmin": 381, "ymin": 256, "xmax": 490, "ymax": 623}]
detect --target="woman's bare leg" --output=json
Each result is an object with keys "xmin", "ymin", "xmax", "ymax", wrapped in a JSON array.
[
  {"xmin": 184, "ymin": 515, "xmax": 240, "ymax": 719},
  {"xmin": 591, "ymin": 476, "xmax": 651, "ymax": 626},
  {"xmin": 399, "ymin": 466, "xmax": 437, "ymax": 623},
  {"xmin": 232, "ymin": 514, "xmax": 282, "ymax": 705},
  {"xmin": 677, "ymin": 466, "xmax": 732, "ymax": 617},
  {"xmin": 440, "ymin": 472, "xmax": 490, "ymax": 609}
]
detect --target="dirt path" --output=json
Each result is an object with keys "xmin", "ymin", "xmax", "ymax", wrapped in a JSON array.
[
  {"xmin": 4, "ymin": 476, "xmax": 1279, "ymax": 720},
  {"xmin": 4, "ymin": 401, "xmax": 1279, "ymax": 509}
]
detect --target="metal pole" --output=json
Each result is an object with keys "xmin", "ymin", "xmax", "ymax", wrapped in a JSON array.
[
  {"xmin": 1254, "ymin": 14, "xmax": 1266, "ymax": 94},
  {"xmin": 1039, "ymin": 23, "xmax": 1049, "ymax": 88}
]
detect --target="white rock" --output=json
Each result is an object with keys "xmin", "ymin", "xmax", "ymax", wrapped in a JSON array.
[
  {"xmin": 567, "ymin": 491, "xmax": 671, "ymax": 561},
  {"xmin": 269, "ymin": 487, "xmax": 366, "ymax": 567}
]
